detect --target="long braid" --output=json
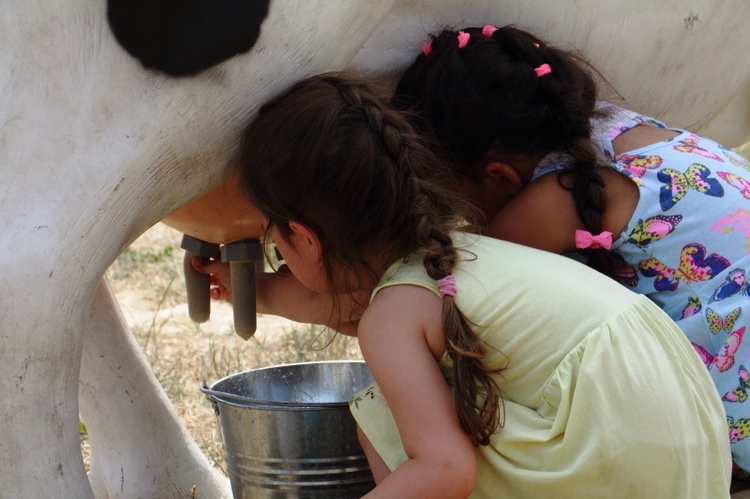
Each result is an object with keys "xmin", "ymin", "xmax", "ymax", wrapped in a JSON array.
[
  {"xmin": 525, "ymin": 35, "xmax": 628, "ymax": 276},
  {"xmin": 401, "ymin": 98, "xmax": 506, "ymax": 446},
  {"xmin": 491, "ymin": 27, "xmax": 622, "ymax": 276},
  {"xmin": 409, "ymin": 174, "xmax": 504, "ymax": 447},
  {"xmin": 563, "ymin": 136, "xmax": 627, "ymax": 276}
]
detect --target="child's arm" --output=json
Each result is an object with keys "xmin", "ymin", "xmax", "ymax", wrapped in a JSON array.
[
  {"xmin": 191, "ymin": 256, "xmax": 363, "ymax": 335},
  {"xmin": 256, "ymin": 271, "xmax": 363, "ymax": 336},
  {"xmin": 358, "ymin": 284, "xmax": 477, "ymax": 498}
]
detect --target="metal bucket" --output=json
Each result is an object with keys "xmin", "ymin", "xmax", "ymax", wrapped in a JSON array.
[{"xmin": 202, "ymin": 360, "xmax": 376, "ymax": 498}]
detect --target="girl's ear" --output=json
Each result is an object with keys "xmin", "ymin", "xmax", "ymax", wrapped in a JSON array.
[
  {"xmin": 484, "ymin": 162, "xmax": 523, "ymax": 196},
  {"xmin": 288, "ymin": 221, "xmax": 323, "ymax": 263}
]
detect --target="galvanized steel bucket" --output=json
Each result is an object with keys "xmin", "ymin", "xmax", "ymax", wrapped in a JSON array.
[{"xmin": 201, "ymin": 360, "xmax": 376, "ymax": 498}]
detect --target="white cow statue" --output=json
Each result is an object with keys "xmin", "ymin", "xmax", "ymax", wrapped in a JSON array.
[{"xmin": 1, "ymin": 0, "xmax": 749, "ymax": 497}]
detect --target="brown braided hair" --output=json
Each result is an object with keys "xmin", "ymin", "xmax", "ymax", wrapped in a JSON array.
[
  {"xmin": 395, "ymin": 25, "xmax": 627, "ymax": 277},
  {"xmin": 239, "ymin": 72, "xmax": 503, "ymax": 446}
]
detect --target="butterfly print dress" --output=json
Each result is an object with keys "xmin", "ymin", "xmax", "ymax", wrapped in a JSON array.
[{"xmin": 533, "ymin": 102, "xmax": 750, "ymax": 473}]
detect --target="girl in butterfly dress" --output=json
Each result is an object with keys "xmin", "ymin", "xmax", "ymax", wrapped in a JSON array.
[
  {"xmin": 198, "ymin": 72, "xmax": 731, "ymax": 497},
  {"xmin": 395, "ymin": 23, "xmax": 750, "ymax": 474}
]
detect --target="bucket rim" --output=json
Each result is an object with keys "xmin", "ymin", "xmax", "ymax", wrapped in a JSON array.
[{"xmin": 201, "ymin": 360, "xmax": 368, "ymax": 409}]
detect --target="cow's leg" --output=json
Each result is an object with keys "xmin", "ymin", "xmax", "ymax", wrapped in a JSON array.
[
  {"xmin": 80, "ymin": 277, "xmax": 231, "ymax": 498},
  {"xmin": 0, "ymin": 283, "xmax": 93, "ymax": 497}
]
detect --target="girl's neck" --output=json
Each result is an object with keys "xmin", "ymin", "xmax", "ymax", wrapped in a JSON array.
[
  {"xmin": 368, "ymin": 249, "xmax": 404, "ymax": 287},
  {"xmin": 335, "ymin": 247, "xmax": 402, "ymax": 295},
  {"xmin": 485, "ymin": 149, "xmax": 546, "ymax": 187},
  {"xmin": 506, "ymin": 152, "xmax": 547, "ymax": 186}
]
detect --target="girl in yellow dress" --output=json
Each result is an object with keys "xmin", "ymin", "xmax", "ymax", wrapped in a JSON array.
[{"xmin": 196, "ymin": 72, "xmax": 731, "ymax": 497}]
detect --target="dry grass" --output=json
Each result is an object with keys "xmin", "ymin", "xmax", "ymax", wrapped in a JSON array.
[{"xmin": 85, "ymin": 223, "xmax": 362, "ymax": 475}]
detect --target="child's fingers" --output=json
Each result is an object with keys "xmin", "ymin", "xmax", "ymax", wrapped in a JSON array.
[
  {"xmin": 211, "ymin": 283, "xmax": 232, "ymax": 303},
  {"xmin": 191, "ymin": 255, "xmax": 210, "ymax": 273},
  {"xmin": 192, "ymin": 255, "xmax": 223, "ymax": 274},
  {"xmin": 193, "ymin": 256, "xmax": 231, "ymax": 278}
]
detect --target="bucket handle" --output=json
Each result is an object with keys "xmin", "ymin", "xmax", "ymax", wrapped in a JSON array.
[
  {"xmin": 200, "ymin": 384, "xmax": 350, "ymax": 409},
  {"xmin": 201, "ymin": 380, "xmax": 222, "ymax": 416}
]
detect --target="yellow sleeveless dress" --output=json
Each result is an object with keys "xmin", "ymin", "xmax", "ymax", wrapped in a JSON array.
[{"xmin": 350, "ymin": 232, "xmax": 731, "ymax": 498}]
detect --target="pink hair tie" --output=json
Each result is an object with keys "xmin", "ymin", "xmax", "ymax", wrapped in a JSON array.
[
  {"xmin": 575, "ymin": 229, "xmax": 613, "ymax": 250},
  {"xmin": 457, "ymin": 31, "xmax": 470, "ymax": 49},
  {"xmin": 422, "ymin": 42, "xmax": 432, "ymax": 56},
  {"xmin": 534, "ymin": 63, "xmax": 552, "ymax": 77},
  {"xmin": 533, "ymin": 43, "xmax": 540, "ymax": 48},
  {"xmin": 482, "ymin": 25, "xmax": 498, "ymax": 37},
  {"xmin": 436, "ymin": 275, "xmax": 457, "ymax": 299}
]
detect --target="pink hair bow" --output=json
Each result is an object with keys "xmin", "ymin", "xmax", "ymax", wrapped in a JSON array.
[
  {"xmin": 436, "ymin": 275, "xmax": 457, "ymax": 298},
  {"xmin": 534, "ymin": 63, "xmax": 552, "ymax": 77},
  {"xmin": 575, "ymin": 230, "xmax": 613, "ymax": 250},
  {"xmin": 422, "ymin": 42, "xmax": 432, "ymax": 56}
]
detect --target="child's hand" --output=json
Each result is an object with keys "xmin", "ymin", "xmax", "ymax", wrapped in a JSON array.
[{"xmin": 191, "ymin": 256, "xmax": 233, "ymax": 303}]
